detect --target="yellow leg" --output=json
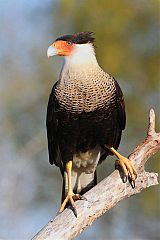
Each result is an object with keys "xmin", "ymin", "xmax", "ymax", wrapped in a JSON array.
[
  {"xmin": 59, "ymin": 160, "xmax": 85, "ymax": 216},
  {"xmin": 105, "ymin": 145, "xmax": 137, "ymax": 183}
]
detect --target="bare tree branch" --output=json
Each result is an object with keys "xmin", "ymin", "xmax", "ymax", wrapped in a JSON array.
[{"xmin": 32, "ymin": 109, "xmax": 159, "ymax": 240}]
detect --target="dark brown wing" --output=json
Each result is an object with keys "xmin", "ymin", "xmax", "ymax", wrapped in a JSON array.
[
  {"xmin": 100, "ymin": 78, "xmax": 126, "ymax": 162},
  {"xmin": 114, "ymin": 78, "xmax": 126, "ymax": 131},
  {"xmin": 111, "ymin": 78, "xmax": 126, "ymax": 151},
  {"xmin": 46, "ymin": 83, "xmax": 63, "ymax": 171}
]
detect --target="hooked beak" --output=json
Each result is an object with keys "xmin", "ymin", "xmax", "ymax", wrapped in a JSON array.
[{"xmin": 47, "ymin": 45, "xmax": 57, "ymax": 58}]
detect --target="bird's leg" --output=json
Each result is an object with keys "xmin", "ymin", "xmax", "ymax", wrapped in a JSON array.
[
  {"xmin": 105, "ymin": 145, "xmax": 137, "ymax": 186},
  {"xmin": 59, "ymin": 160, "xmax": 85, "ymax": 216}
]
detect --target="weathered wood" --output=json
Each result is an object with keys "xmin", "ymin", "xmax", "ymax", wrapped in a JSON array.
[{"xmin": 32, "ymin": 109, "xmax": 159, "ymax": 240}]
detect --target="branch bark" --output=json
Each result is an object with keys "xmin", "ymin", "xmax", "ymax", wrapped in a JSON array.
[{"xmin": 32, "ymin": 109, "xmax": 159, "ymax": 240}]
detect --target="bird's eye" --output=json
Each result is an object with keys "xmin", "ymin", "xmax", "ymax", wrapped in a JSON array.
[{"xmin": 68, "ymin": 41, "xmax": 72, "ymax": 45}]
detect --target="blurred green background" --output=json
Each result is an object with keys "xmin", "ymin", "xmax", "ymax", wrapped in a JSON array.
[{"xmin": 0, "ymin": 0, "xmax": 159, "ymax": 239}]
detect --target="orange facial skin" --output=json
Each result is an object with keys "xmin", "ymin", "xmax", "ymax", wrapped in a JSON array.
[{"xmin": 52, "ymin": 40, "xmax": 74, "ymax": 56}]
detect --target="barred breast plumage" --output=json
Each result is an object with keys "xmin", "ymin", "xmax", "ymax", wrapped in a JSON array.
[{"xmin": 55, "ymin": 66, "xmax": 116, "ymax": 114}]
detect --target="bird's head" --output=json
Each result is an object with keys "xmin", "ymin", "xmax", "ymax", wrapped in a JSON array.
[{"xmin": 47, "ymin": 32, "xmax": 97, "ymax": 66}]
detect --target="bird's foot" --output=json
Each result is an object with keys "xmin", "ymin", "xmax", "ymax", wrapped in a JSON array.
[
  {"xmin": 115, "ymin": 155, "xmax": 137, "ymax": 188},
  {"xmin": 59, "ymin": 191, "xmax": 86, "ymax": 217}
]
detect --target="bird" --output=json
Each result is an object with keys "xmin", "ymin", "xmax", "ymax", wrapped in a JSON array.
[{"xmin": 46, "ymin": 32, "xmax": 137, "ymax": 216}]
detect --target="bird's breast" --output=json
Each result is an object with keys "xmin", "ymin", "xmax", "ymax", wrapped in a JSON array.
[{"xmin": 55, "ymin": 69, "xmax": 116, "ymax": 113}]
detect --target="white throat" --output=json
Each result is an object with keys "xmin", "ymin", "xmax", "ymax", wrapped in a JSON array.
[{"xmin": 64, "ymin": 43, "xmax": 99, "ymax": 68}]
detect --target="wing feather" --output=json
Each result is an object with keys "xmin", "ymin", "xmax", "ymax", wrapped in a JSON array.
[
  {"xmin": 46, "ymin": 83, "xmax": 63, "ymax": 170},
  {"xmin": 114, "ymin": 78, "xmax": 126, "ymax": 131},
  {"xmin": 100, "ymin": 77, "xmax": 126, "ymax": 162}
]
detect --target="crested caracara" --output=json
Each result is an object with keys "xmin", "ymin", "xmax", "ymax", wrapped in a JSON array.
[{"xmin": 47, "ymin": 32, "xmax": 137, "ymax": 216}]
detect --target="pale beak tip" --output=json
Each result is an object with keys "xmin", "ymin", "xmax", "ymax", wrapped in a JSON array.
[{"xmin": 47, "ymin": 45, "xmax": 57, "ymax": 58}]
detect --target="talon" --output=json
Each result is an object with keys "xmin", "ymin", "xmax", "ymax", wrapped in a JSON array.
[
  {"xmin": 72, "ymin": 194, "xmax": 80, "ymax": 201},
  {"xmin": 123, "ymin": 175, "xmax": 127, "ymax": 183},
  {"xmin": 105, "ymin": 145, "xmax": 137, "ymax": 186},
  {"xmin": 117, "ymin": 156, "xmax": 137, "ymax": 183},
  {"xmin": 134, "ymin": 173, "xmax": 138, "ymax": 180},
  {"xmin": 129, "ymin": 177, "xmax": 136, "ymax": 189},
  {"xmin": 79, "ymin": 195, "xmax": 87, "ymax": 201},
  {"xmin": 71, "ymin": 205, "xmax": 77, "ymax": 218},
  {"xmin": 59, "ymin": 192, "xmax": 84, "ymax": 215},
  {"xmin": 131, "ymin": 180, "xmax": 136, "ymax": 189},
  {"xmin": 73, "ymin": 194, "xmax": 87, "ymax": 201}
]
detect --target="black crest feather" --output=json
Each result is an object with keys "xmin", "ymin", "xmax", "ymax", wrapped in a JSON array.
[{"xmin": 56, "ymin": 32, "xmax": 95, "ymax": 44}]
